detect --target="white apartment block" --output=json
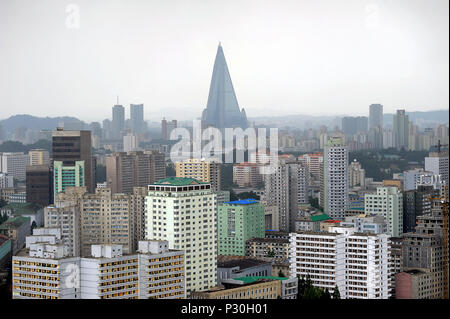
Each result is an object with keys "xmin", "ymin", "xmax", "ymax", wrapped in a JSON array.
[
  {"xmin": 323, "ymin": 137, "xmax": 349, "ymax": 220},
  {"xmin": 349, "ymin": 160, "xmax": 366, "ymax": 188},
  {"xmin": 364, "ymin": 187, "xmax": 403, "ymax": 237},
  {"xmin": 0, "ymin": 152, "xmax": 30, "ymax": 181},
  {"xmin": 145, "ymin": 177, "xmax": 217, "ymax": 296},
  {"xmin": 137, "ymin": 240, "xmax": 185, "ymax": 299},
  {"xmin": 289, "ymin": 227, "xmax": 392, "ymax": 299},
  {"xmin": 13, "ymin": 230, "xmax": 185, "ymax": 299},
  {"xmin": 80, "ymin": 245, "xmax": 139, "ymax": 299},
  {"xmin": 425, "ymin": 151, "xmax": 449, "ymax": 192},
  {"xmin": 12, "ymin": 228, "xmax": 81, "ymax": 299}
]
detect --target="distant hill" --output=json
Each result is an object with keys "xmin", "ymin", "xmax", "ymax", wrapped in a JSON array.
[{"xmin": 0, "ymin": 114, "xmax": 86, "ymax": 134}]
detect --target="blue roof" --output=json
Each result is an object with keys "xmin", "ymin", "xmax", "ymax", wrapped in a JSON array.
[{"xmin": 225, "ymin": 198, "xmax": 259, "ymax": 205}]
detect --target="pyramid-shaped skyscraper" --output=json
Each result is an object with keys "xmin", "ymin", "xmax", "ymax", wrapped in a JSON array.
[{"xmin": 201, "ymin": 43, "xmax": 248, "ymax": 131}]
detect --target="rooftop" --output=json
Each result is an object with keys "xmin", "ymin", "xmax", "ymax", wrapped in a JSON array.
[
  {"xmin": 0, "ymin": 216, "xmax": 30, "ymax": 229},
  {"xmin": 218, "ymin": 257, "xmax": 271, "ymax": 269},
  {"xmin": 233, "ymin": 276, "xmax": 288, "ymax": 284},
  {"xmin": 309, "ymin": 213, "xmax": 331, "ymax": 222},
  {"xmin": 1, "ymin": 202, "xmax": 43, "ymax": 214},
  {"xmin": 152, "ymin": 177, "xmax": 208, "ymax": 186},
  {"xmin": 225, "ymin": 199, "xmax": 259, "ymax": 205}
]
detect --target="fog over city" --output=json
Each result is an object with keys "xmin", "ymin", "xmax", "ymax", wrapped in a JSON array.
[{"xmin": 0, "ymin": 0, "xmax": 448, "ymax": 122}]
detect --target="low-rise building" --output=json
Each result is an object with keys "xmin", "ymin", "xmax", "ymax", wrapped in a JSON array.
[
  {"xmin": 0, "ymin": 216, "xmax": 31, "ymax": 254},
  {"xmin": 245, "ymin": 237, "xmax": 289, "ymax": 262},
  {"xmin": 217, "ymin": 256, "xmax": 272, "ymax": 286}
]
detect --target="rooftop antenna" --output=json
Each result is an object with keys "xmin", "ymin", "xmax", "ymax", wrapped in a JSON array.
[{"xmin": 116, "ymin": 95, "xmax": 119, "ymax": 105}]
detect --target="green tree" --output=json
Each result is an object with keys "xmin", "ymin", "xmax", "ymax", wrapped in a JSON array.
[
  {"xmin": 278, "ymin": 270, "xmax": 285, "ymax": 277},
  {"xmin": 332, "ymin": 285, "xmax": 341, "ymax": 299},
  {"xmin": 266, "ymin": 250, "xmax": 276, "ymax": 258}
]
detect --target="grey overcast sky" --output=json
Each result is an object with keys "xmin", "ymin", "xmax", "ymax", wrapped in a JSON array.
[{"xmin": 0, "ymin": 0, "xmax": 448, "ymax": 122}]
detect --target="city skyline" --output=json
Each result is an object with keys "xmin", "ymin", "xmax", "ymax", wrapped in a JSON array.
[{"xmin": 0, "ymin": 0, "xmax": 448, "ymax": 122}]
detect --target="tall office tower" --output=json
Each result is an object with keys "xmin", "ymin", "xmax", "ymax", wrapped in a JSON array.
[
  {"xmin": 425, "ymin": 150, "xmax": 449, "ymax": 193},
  {"xmin": 53, "ymin": 160, "xmax": 85, "ymax": 203},
  {"xmin": 403, "ymin": 185, "xmax": 439, "ymax": 233},
  {"xmin": 264, "ymin": 159, "xmax": 309, "ymax": 232},
  {"xmin": 0, "ymin": 152, "xmax": 30, "ymax": 181},
  {"xmin": 232, "ymin": 162, "xmax": 262, "ymax": 188},
  {"xmin": 26, "ymin": 164, "xmax": 53, "ymax": 206},
  {"xmin": 400, "ymin": 198, "xmax": 447, "ymax": 299},
  {"xmin": 112, "ymin": 104, "xmax": 125, "ymax": 140},
  {"xmin": 393, "ymin": 110, "xmax": 409, "ymax": 149},
  {"xmin": 161, "ymin": 119, "xmax": 178, "ymax": 140},
  {"xmin": 44, "ymin": 202, "xmax": 81, "ymax": 257},
  {"xmin": 348, "ymin": 159, "xmax": 365, "ymax": 188},
  {"xmin": 217, "ymin": 199, "xmax": 265, "ymax": 256},
  {"xmin": 28, "ymin": 149, "xmax": 50, "ymax": 166},
  {"xmin": 52, "ymin": 128, "xmax": 95, "ymax": 193},
  {"xmin": 298, "ymin": 152, "xmax": 323, "ymax": 183},
  {"xmin": 130, "ymin": 104, "xmax": 144, "ymax": 134},
  {"xmin": 106, "ymin": 150, "xmax": 166, "ymax": 194},
  {"xmin": 356, "ymin": 116, "xmax": 368, "ymax": 133},
  {"xmin": 56, "ymin": 186, "xmax": 146, "ymax": 256},
  {"xmin": 289, "ymin": 228, "xmax": 392, "ymax": 299},
  {"xmin": 369, "ymin": 104, "xmax": 383, "ymax": 130},
  {"xmin": 145, "ymin": 177, "xmax": 217, "ymax": 296},
  {"xmin": 322, "ymin": 136, "xmax": 349, "ymax": 220},
  {"xmin": 176, "ymin": 158, "xmax": 221, "ymax": 191},
  {"xmin": 201, "ymin": 43, "xmax": 248, "ymax": 131},
  {"xmin": 342, "ymin": 116, "xmax": 368, "ymax": 136},
  {"xmin": 102, "ymin": 119, "xmax": 112, "ymax": 140},
  {"xmin": 365, "ymin": 186, "xmax": 403, "ymax": 237}
]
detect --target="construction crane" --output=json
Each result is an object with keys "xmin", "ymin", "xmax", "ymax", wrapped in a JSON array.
[{"xmin": 433, "ymin": 139, "xmax": 448, "ymax": 153}]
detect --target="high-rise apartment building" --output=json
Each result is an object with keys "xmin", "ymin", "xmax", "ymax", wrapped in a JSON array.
[
  {"xmin": 161, "ymin": 119, "xmax": 178, "ymax": 140},
  {"xmin": 145, "ymin": 177, "xmax": 217, "ymax": 296},
  {"xmin": 176, "ymin": 158, "xmax": 221, "ymax": 191},
  {"xmin": 232, "ymin": 162, "xmax": 262, "ymax": 188},
  {"xmin": 369, "ymin": 104, "xmax": 383, "ymax": 130},
  {"xmin": 322, "ymin": 136, "xmax": 349, "ymax": 220},
  {"xmin": 130, "ymin": 104, "xmax": 144, "ymax": 134},
  {"xmin": 28, "ymin": 149, "xmax": 50, "ymax": 166},
  {"xmin": 348, "ymin": 159, "xmax": 365, "ymax": 188},
  {"xmin": 289, "ymin": 227, "xmax": 392, "ymax": 299},
  {"xmin": 425, "ymin": 150, "xmax": 449, "ymax": 194},
  {"xmin": 400, "ymin": 198, "xmax": 447, "ymax": 299},
  {"xmin": 0, "ymin": 172, "xmax": 14, "ymax": 188},
  {"xmin": 403, "ymin": 185, "xmax": 439, "ymax": 233},
  {"xmin": 365, "ymin": 186, "xmax": 403, "ymax": 237},
  {"xmin": 106, "ymin": 150, "xmax": 166, "ymax": 194},
  {"xmin": 0, "ymin": 152, "xmax": 30, "ymax": 181},
  {"xmin": 393, "ymin": 110, "xmax": 410, "ymax": 149},
  {"xmin": 112, "ymin": 104, "xmax": 125, "ymax": 140},
  {"xmin": 52, "ymin": 128, "xmax": 95, "ymax": 193},
  {"xmin": 298, "ymin": 152, "xmax": 323, "ymax": 183},
  {"xmin": 55, "ymin": 186, "xmax": 147, "ymax": 257},
  {"xmin": 217, "ymin": 199, "xmax": 265, "ymax": 256},
  {"xmin": 264, "ymin": 159, "xmax": 309, "ymax": 232}
]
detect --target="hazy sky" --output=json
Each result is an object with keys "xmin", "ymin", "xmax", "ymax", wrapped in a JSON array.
[{"xmin": 0, "ymin": 0, "xmax": 448, "ymax": 122}]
